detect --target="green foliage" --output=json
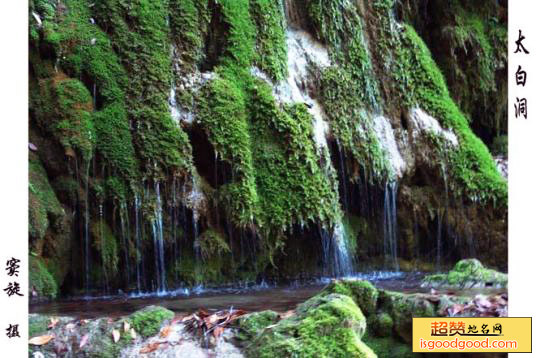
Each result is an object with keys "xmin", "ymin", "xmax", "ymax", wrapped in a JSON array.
[
  {"xmin": 129, "ymin": 305, "xmax": 174, "ymax": 338},
  {"xmin": 250, "ymin": 0, "xmax": 288, "ymax": 81},
  {"xmin": 29, "ymin": 256, "xmax": 59, "ymax": 299}
]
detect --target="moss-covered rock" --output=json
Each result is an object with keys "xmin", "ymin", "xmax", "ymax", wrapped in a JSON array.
[
  {"xmin": 236, "ymin": 310, "xmax": 279, "ymax": 341},
  {"xmin": 321, "ymin": 280, "xmax": 379, "ymax": 316},
  {"xmin": 29, "ymin": 256, "xmax": 59, "ymax": 300},
  {"xmin": 247, "ymin": 293, "xmax": 375, "ymax": 357},
  {"xmin": 368, "ymin": 312, "xmax": 393, "ymax": 338},
  {"xmin": 379, "ymin": 290, "xmax": 436, "ymax": 343},
  {"xmin": 422, "ymin": 258, "xmax": 507, "ymax": 289},
  {"xmin": 362, "ymin": 334, "xmax": 418, "ymax": 358},
  {"xmin": 129, "ymin": 305, "xmax": 174, "ymax": 338}
]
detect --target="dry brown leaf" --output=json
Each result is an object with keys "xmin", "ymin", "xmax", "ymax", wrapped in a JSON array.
[
  {"xmin": 48, "ymin": 318, "xmax": 59, "ymax": 329},
  {"xmin": 160, "ymin": 325, "xmax": 172, "ymax": 338},
  {"xmin": 112, "ymin": 329, "xmax": 120, "ymax": 343},
  {"xmin": 29, "ymin": 335, "xmax": 54, "ymax": 346},
  {"xmin": 123, "ymin": 321, "xmax": 130, "ymax": 332},
  {"xmin": 79, "ymin": 334, "xmax": 89, "ymax": 349},
  {"xmin": 140, "ymin": 342, "xmax": 160, "ymax": 354}
]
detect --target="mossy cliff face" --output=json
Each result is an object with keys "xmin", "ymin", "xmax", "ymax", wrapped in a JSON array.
[{"xmin": 29, "ymin": 0, "xmax": 507, "ymax": 296}]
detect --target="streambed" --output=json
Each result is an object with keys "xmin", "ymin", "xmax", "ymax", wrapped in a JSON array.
[{"xmin": 30, "ymin": 272, "xmax": 505, "ymax": 319}]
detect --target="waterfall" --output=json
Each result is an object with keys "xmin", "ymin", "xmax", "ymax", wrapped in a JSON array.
[
  {"xmin": 84, "ymin": 164, "xmax": 90, "ymax": 293},
  {"xmin": 134, "ymin": 193, "xmax": 142, "ymax": 293},
  {"xmin": 383, "ymin": 181, "xmax": 399, "ymax": 270},
  {"xmin": 151, "ymin": 182, "xmax": 167, "ymax": 293},
  {"xmin": 119, "ymin": 202, "xmax": 130, "ymax": 287},
  {"xmin": 319, "ymin": 222, "xmax": 355, "ymax": 278}
]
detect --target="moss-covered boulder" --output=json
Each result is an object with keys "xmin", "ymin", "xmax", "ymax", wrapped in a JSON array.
[
  {"xmin": 368, "ymin": 312, "xmax": 393, "ymax": 337},
  {"xmin": 422, "ymin": 259, "xmax": 507, "ymax": 289},
  {"xmin": 29, "ymin": 256, "xmax": 58, "ymax": 301},
  {"xmin": 129, "ymin": 305, "xmax": 175, "ymax": 338},
  {"xmin": 236, "ymin": 310, "xmax": 279, "ymax": 341},
  {"xmin": 246, "ymin": 293, "xmax": 376, "ymax": 357},
  {"xmin": 362, "ymin": 334, "xmax": 419, "ymax": 358},
  {"xmin": 321, "ymin": 280, "xmax": 379, "ymax": 316},
  {"xmin": 379, "ymin": 290, "xmax": 436, "ymax": 343}
]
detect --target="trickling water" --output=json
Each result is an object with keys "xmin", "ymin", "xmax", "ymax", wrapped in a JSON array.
[
  {"xmin": 84, "ymin": 165, "xmax": 90, "ymax": 293},
  {"xmin": 119, "ymin": 202, "xmax": 130, "ymax": 286},
  {"xmin": 151, "ymin": 182, "xmax": 167, "ymax": 293},
  {"xmin": 319, "ymin": 222, "xmax": 355, "ymax": 278},
  {"xmin": 383, "ymin": 181, "xmax": 399, "ymax": 270},
  {"xmin": 134, "ymin": 193, "xmax": 142, "ymax": 293}
]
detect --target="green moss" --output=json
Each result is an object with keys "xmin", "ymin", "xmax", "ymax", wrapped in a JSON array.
[
  {"xmin": 251, "ymin": 0, "xmax": 288, "ymax": 81},
  {"xmin": 422, "ymin": 258, "xmax": 507, "ymax": 289},
  {"xmin": 248, "ymin": 293, "xmax": 375, "ymax": 358},
  {"xmin": 237, "ymin": 310, "xmax": 279, "ymax": 341},
  {"xmin": 29, "ymin": 155, "xmax": 64, "ymax": 241},
  {"xmin": 321, "ymin": 280, "xmax": 379, "ymax": 316},
  {"xmin": 90, "ymin": 219, "xmax": 119, "ymax": 278},
  {"xmin": 93, "ymin": 0, "xmax": 192, "ymax": 177},
  {"xmin": 379, "ymin": 290, "xmax": 435, "ymax": 343},
  {"xmin": 368, "ymin": 312, "xmax": 393, "ymax": 337},
  {"xmin": 29, "ymin": 256, "xmax": 59, "ymax": 300},
  {"xmin": 400, "ymin": 24, "xmax": 507, "ymax": 206},
  {"xmin": 129, "ymin": 305, "xmax": 174, "ymax": 338},
  {"xmin": 169, "ymin": 0, "xmax": 209, "ymax": 72},
  {"xmin": 199, "ymin": 228, "xmax": 231, "ymax": 258},
  {"xmin": 29, "ymin": 314, "xmax": 50, "ymax": 337},
  {"xmin": 362, "ymin": 334, "xmax": 415, "ymax": 358}
]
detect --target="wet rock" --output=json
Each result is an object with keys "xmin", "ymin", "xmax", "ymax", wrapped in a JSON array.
[
  {"xmin": 246, "ymin": 293, "xmax": 375, "ymax": 357},
  {"xmin": 320, "ymin": 279, "xmax": 379, "ymax": 316},
  {"xmin": 421, "ymin": 259, "xmax": 507, "ymax": 289}
]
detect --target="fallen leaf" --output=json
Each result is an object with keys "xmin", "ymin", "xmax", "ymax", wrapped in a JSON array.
[
  {"xmin": 140, "ymin": 342, "xmax": 160, "ymax": 354},
  {"xmin": 79, "ymin": 334, "xmax": 89, "ymax": 349},
  {"xmin": 130, "ymin": 328, "xmax": 137, "ymax": 340},
  {"xmin": 112, "ymin": 329, "xmax": 120, "ymax": 343},
  {"xmin": 123, "ymin": 321, "xmax": 130, "ymax": 332},
  {"xmin": 160, "ymin": 325, "xmax": 172, "ymax": 338},
  {"xmin": 29, "ymin": 335, "xmax": 54, "ymax": 346},
  {"xmin": 48, "ymin": 317, "xmax": 59, "ymax": 329}
]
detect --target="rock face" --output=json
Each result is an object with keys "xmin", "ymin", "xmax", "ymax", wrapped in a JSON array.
[{"xmin": 28, "ymin": 0, "xmax": 507, "ymax": 297}]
